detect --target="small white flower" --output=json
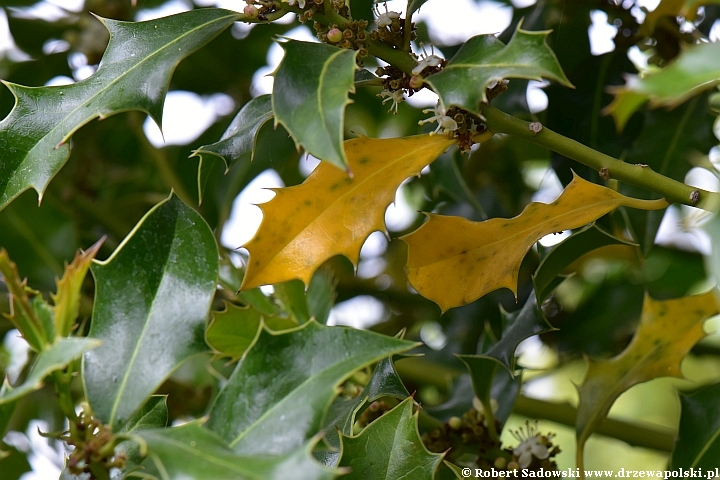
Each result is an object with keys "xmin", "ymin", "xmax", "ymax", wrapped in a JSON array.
[
  {"xmin": 376, "ymin": 10, "xmax": 400, "ymax": 27},
  {"xmin": 418, "ymin": 101, "xmax": 457, "ymax": 136},
  {"xmin": 412, "ymin": 55, "xmax": 442, "ymax": 75},
  {"xmin": 511, "ymin": 422, "xmax": 551, "ymax": 469},
  {"xmin": 374, "ymin": 2, "xmax": 400, "ymax": 27},
  {"xmin": 378, "ymin": 89, "xmax": 404, "ymax": 114},
  {"xmin": 283, "ymin": 0, "xmax": 306, "ymax": 8}
]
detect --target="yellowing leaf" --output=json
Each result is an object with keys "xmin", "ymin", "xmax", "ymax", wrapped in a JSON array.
[
  {"xmin": 241, "ymin": 135, "xmax": 454, "ymax": 290},
  {"xmin": 402, "ymin": 174, "xmax": 667, "ymax": 311},
  {"xmin": 575, "ymin": 291, "xmax": 719, "ymax": 472}
]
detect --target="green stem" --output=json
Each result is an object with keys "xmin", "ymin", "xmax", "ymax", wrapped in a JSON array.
[
  {"xmin": 52, "ymin": 369, "xmax": 78, "ymax": 423},
  {"xmin": 366, "ymin": 38, "xmax": 418, "ymax": 75},
  {"xmin": 481, "ymin": 103, "xmax": 720, "ymax": 211},
  {"xmin": 513, "ymin": 396, "xmax": 675, "ymax": 453}
]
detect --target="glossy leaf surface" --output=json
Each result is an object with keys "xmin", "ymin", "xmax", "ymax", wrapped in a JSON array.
[
  {"xmin": 576, "ymin": 291, "xmax": 719, "ymax": 468},
  {"xmin": 192, "ymin": 95, "xmax": 274, "ymax": 203},
  {"xmin": 207, "ymin": 321, "xmax": 416, "ymax": 455},
  {"xmin": 205, "ymin": 302, "xmax": 296, "ymax": 360},
  {"xmin": 241, "ymin": 134, "xmax": 453, "ymax": 290},
  {"xmin": 83, "ymin": 194, "xmax": 218, "ymax": 430},
  {"xmin": 0, "ymin": 338, "xmax": 100, "ymax": 405},
  {"xmin": 403, "ymin": 174, "xmax": 667, "ymax": 311},
  {"xmin": 606, "ymin": 41, "xmax": 720, "ymax": 130},
  {"xmin": 671, "ymin": 382, "xmax": 720, "ymax": 469},
  {"xmin": 138, "ymin": 422, "xmax": 336, "ymax": 480},
  {"xmin": 0, "ymin": 8, "xmax": 239, "ymax": 211},
  {"xmin": 272, "ymin": 40, "xmax": 357, "ymax": 170},
  {"xmin": 338, "ymin": 398, "xmax": 443, "ymax": 480},
  {"xmin": 425, "ymin": 27, "xmax": 572, "ymax": 115}
]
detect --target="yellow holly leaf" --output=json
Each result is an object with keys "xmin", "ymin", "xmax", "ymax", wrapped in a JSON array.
[
  {"xmin": 241, "ymin": 134, "xmax": 454, "ymax": 290},
  {"xmin": 575, "ymin": 291, "xmax": 719, "ymax": 472},
  {"xmin": 402, "ymin": 174, "xmax": 667, "ymax": 311}
]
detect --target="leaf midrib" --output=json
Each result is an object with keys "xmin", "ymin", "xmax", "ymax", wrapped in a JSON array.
[
  {"xmin": 413, "ymin": 189, "xmax": 666, "ymax": 269},
  {"xmin": 274, "ymin": 138, "xmax": 449, "ymax": 262},
  {"xmin": 26, "ymin": 12, "xmax": 238, "ymax": 162},
  {"xmin": 106, "ymin": 211, "xmax": 180, "ymax": 428},
  {"xmin": 228, "ymin": 341, "xmax": 409, "ymax": 449}
]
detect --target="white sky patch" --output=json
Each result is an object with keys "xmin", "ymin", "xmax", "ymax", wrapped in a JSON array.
[
  {"xmin": 220, "ymin": 169, "xmax": 284, "ymax": 250},
  {"xmin": 251, "ymin": 25, "xmax": 317, "ymax": 96},
  {"xmin": 0, "ymin": 9, "xmax": 31, "ymax": 63},
  {"xmin": 527, "ymin": 80, "xmax": 549, "ymax": 113},
  {"xmin": 420, "ymin": 321, "xmax": 447, "ymax": 350},
  {"xmin": 3, "ymin": 329, "xmax": 29, "ymax": 384},
  {"xmin": 655, "ymin": 205, "xmax": 712, "ymax": 254},
  {"xmin": 136, "ymin": 0, "xmax": 192, "ymax": 21},
  {"xmin": 385, "ymin": 180, "xmax": 417, "ymax": 231},
  {"xmin": 360, "ymin": 231, "xmax": 388, "ymax": 259},
  {"xmin": 589, "ymin": 10, "xmax": 618, "ymax": 56},
  {"xmin": 710, "ymin": 20, "xmax": 720, "ymax": 42},
  {"xmin": 143, "ymin": 91, "xmax": 234, "ymax": 147},
  {"xmin": 45, "ymin": 75, "xmax": 74, "ymax": 86},
  {"xmin": 511, "ymin": 0, "xmax": 537, "ymax": 8},
  {"xmin": 328, "ymin": 295, "xmax": 388, "ymax": 329},
  {"xmin": 411, "ymin": 0, "xmax": 512, "ymax": 46},
  {"xmin": 298, "ymin": 153, "xmax": 321, "ymax": 177},
  {"xmin": 8, "ymin": 1, "xmax": 80, "ymax": 22}
]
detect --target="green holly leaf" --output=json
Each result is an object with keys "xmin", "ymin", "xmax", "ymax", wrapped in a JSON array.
[
  {"xmin": 0, "ymin": 8, "xmax": 239, "ymax": 212},
  {"xmin": 483, "ymin": 292, "xmax": 555, "ymax": 374},
  {"xmin": 51, "ymin": 239, "xmax": 103, "ymax": 339},
  {"xmin": 0, "ymin": 249, "xmax": 52, "ymax": 351},
  {"xmin": 456, "ymin": 357, "xmax": 522, "ymax": 429},
  {"xmin": 191, "ymin": 95, "xmax": 274, "ymax": 204},
  {"xmin": 533, "ymin": 224, "xmax": 636, "ymax": 302},
  {"xmin": 338, "ymin": 397, "xmax": 443, "ymax": 480},
  {"xmin": 0, "ymin": 338, "xmax": 101, "ymax": 405},
  {"xmin": 206, "ymin": 302, "xmax": 296, "ymax": 361},
  {"xmin": 425, "ymin": 25, "xmax": 572, "ymax": 116},
  {"xmin": 137, "ymin": 422, "xmax": 337, "ymax": 480},
  {"xmin": 83, "ymin": 194, "xmax": 218, "ymax": 430},
  {"xmin": 323, "ymin": 356, "xmax": 410, "ymax": 449},
  {"xmin": 272, "ymin": 40, "xmax": 358, "ymax": 170},
  {"xmin": 207, "ymin": 321, "xmax": 416, "ymax": 455},
  {"xmin": 671, "ymin": 382, "xmax": 720, "ymax": 469},
  {"xmin": 116, "ymin": 396, "xmax": 168, "ymax": 469},
  {"xmin": 606, "ymin": 41, "xmax": 720, "ymax": 131}
]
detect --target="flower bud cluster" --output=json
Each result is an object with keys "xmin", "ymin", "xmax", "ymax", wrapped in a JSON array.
[
  {"xmin": 65, "ymin": 411, "xmax": 126, "ymax": 477},
  {"xmin": 244, "ymin": 0, "xmax": 283, "ymax": 21},
  {"xmin": 315, "ymin": 19, "xmax": 370, "ymax": 61},
  {"xmin": 422, "ymin": 403, "xmax": 505, "ymax": 468}
]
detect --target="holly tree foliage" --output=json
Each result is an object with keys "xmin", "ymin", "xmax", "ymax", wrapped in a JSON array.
[{"xmin": 1, "ymin": 0, "xmax": 720, "ymax": 479}]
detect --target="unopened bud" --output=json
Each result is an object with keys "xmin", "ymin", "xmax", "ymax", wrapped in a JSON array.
[
  {"xmin": 243, "ymin": 5, "xmax": 258, "ymax": 18},
  {"xmin": 409, "ymin": 75, "xmax": 424, "ymax": 89},
  {"xmin": 448, "ymin": 416, "xmax": 463, "ymax": 430},
  {"xmin": 327, "ymin": 28, "xmax": 343, "ymax": 43}
]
